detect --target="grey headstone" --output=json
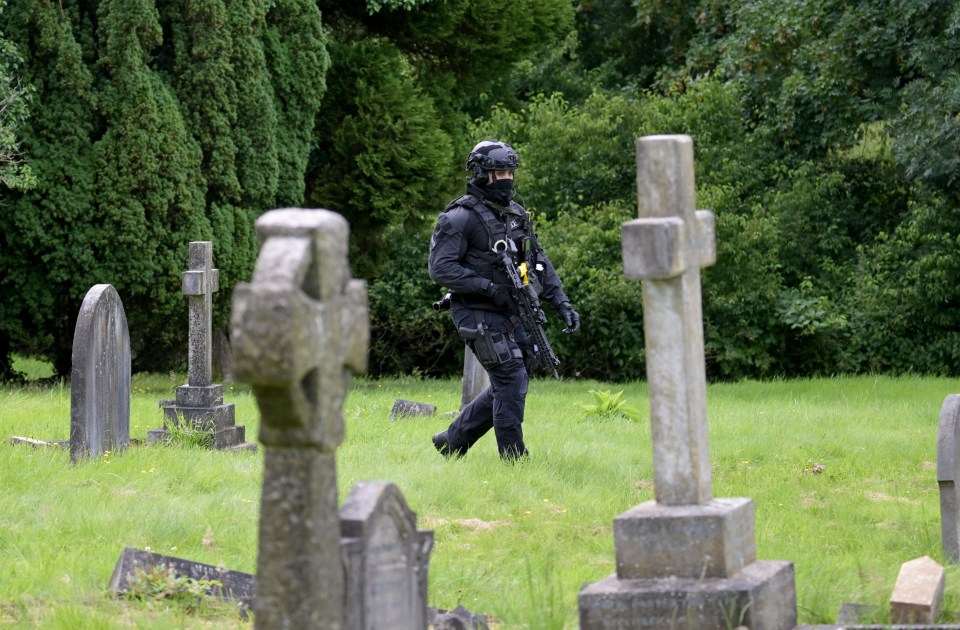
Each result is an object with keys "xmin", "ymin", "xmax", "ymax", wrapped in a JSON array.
[
  {"xmin": 232, "ymin": 208, "xmax": 370, "ymax": 630},
  {"xmin": 70, "ymin": 284, "xmax": 131, "ymax": 463},
  {"xmin": 938, "ymin": 394, "xmax": 960, "ymax": 561},
  {"xmin": 461, "ymin": 346, "xmax": 489, "ymax": 409},
  {"xmin": 579, "ymin": 560, "xmax": 795, "ymax": 630},
  {"xmin": 148, "ymin": 242, "xmax": 246, "ymax": 449},
  {"xmin": 579, "ymin": 136, "xmax": 796, "ymax": 630},
  {"xmin": 341, "ymin": 481, "xmax": 434, "ymax": 630},
  {"xmin": 109, "ymin": 546, "xmax": 253, "ymax": 609},
  {"xmin": 390, "ymin": 399, "xmax": 437, "ymax": 420},
  {"xmin": 614, "ymin": 498, "xmax": 756, "ymax": 579}
]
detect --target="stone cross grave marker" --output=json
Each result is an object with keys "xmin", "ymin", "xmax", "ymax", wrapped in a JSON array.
[
  {"xmin": 937, "ymin": 394, "xmax": 960, "ymax": 561},
  {"xmin": 70, "ymin": 284, "xmax": 131, "ymax": 463},
  {"xmin": 341, "ymin": 481, "xmax": 434, "ymax": 630},
  {"xmin": 579, "ymin": 135, "xmax": 796, "ymax": 629},
  {"xmin": 184, "ymin": 240, "xmax": 218, "ymax": 388},
  {"xmin": 148, "ymin": 241, "xmax": 245, "ymax": 449},
  {"xmin": 620, "ymin": 135, "xmax": 716, "ymax": 506},
  {"xmin": 232, "ymin": 208, "xmax": 369, "ymax": 629}
]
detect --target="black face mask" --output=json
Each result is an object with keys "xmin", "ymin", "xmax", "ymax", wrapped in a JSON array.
[{"xmin": 485, "ymin": 178, "xmax": 514, "ymax": 204}]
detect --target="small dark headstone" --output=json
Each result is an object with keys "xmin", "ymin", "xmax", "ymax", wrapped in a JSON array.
[
  {"xmin": 390, "ymin": 399, "xmax": 437, "ymax": 420},
  {"xmin": 109, "ymin": 546, "xmax": 254, "ymax": 608}
]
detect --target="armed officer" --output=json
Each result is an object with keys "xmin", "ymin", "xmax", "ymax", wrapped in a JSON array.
[{"xmin": 428, "ymin": 140, "xmax": 580, "ymax": 460}]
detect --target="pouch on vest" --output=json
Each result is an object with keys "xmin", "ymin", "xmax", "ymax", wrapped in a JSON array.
[{"xmin": 458, "ymin": 322, "xmax": 520, "ymax": 368}]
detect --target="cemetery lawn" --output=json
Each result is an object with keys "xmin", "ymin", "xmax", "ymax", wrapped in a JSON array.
[{"xmin": 1, "ymin": 373, "xmax": 958, "ymax": 628}]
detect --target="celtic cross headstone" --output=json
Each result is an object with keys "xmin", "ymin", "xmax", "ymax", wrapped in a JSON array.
[{"xmin": 232, "ymin": 208, "xmax": 369, "ymax": 629}]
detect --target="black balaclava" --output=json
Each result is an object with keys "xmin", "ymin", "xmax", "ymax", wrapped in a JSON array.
[{"xmin": 485, "ymin": 177, "xmax": 515, "ymax": 205}]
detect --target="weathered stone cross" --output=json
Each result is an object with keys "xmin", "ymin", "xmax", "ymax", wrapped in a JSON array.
[
  {"xmin": 231, "ymin": 208, "xmax": 369, "ymax": 629},
  {"xmin": 183, "ymin": 241, "xmax": 219, "ymax": 388},
  {"xmin": 621, "ymin": 134, "xmax": 716, "ymax": 506},
  {"xmin": 580, "ymin": 135, "xmax": 796, "ymax": 629}
]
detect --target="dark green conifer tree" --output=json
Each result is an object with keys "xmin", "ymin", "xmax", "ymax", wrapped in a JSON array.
[
  {"xmin": 1, "ymin": 0, "xmax": 327, "ymax": 376},
  {"xmin": 2, "ymin": 1, "xmax": 103, "ymax": 376},
  {"xmin": 263, "ymin": 0, "xmax": 329, "ymax": 205}
]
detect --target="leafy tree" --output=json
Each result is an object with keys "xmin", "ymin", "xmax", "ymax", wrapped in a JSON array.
[
  {"xmin": 468, "ymin": 78, "xmax": 788, "ymax": 380},
  {"xmin": 576, "ymin": 0, "xmax": 727, "ymax": 90},
  {"xmin": 0, "ymin": 0, "xmax": 33, "ymax": 193},
  {"xmin": 307, "ymin": 38, "xmax": 454, "ymax": 278},
  {"xmin": 358, "ymin": 0, "xmax": 960, "ymax": 379},
  {"xmin": 0, "ymin": 0, "xmax": 34, "ymax": 380},
  {"xmin": 262, "ymin": 0, "xmax": 329, "ymax": 204},
  {"xmin": 309, "ymin": 0, "xmax": 574, "ymax": 375},
  {"xmin": 311, "ymin": 0, "xmax": 574, "ymax": 276},
  {"xmin": 2, "ymin": 1, "xmax": 104, "ymax": 377}
]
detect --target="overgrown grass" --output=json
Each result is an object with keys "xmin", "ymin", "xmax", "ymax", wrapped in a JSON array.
[{"xmin": 1, "ymin": 374, "xmax": 958, "ymax": 628}]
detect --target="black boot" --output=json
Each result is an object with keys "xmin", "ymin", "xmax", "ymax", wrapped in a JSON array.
[
  {"xmin": 499, "ymin": 442, "xmax": 529, "ymax": 462},
  {"xmin": 432, "ymin": 430, "xmax": 464, "ymax": 458}
]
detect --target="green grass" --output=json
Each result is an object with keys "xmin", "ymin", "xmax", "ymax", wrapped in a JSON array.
[{"xmin": 1, "ymin": 374, "xmax": 958, "ymax": 628}]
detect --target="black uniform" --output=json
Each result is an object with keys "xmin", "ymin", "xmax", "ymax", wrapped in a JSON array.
[{"xmin": 428, "ymin": 182, "xmax": 571, "ymax": 459}]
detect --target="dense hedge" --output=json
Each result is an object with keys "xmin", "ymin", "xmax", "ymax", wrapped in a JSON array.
[{"xmin": 0, "ymin": 0, "xmax": 327, "ymax": 377}]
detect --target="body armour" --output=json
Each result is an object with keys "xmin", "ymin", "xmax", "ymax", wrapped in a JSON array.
[{"xmin": 428, "ymin": 192, "xmax": 569, "ymax": 312}]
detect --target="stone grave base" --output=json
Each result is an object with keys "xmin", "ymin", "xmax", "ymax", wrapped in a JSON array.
[
  {"xmin": 615, "ymin": 497, "xmax": 755, "ymax": 579},
  {"xmin": 147, "ymin": 384, "xmax": 247, "ymax": 449},
  {"xmin": 579, "ymin": 560, "xmax": 796, "ymax": 630}
]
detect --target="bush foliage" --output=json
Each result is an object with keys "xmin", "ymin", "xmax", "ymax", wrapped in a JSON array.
[{"xmin": 3, "ymin": 0, "xmax": 960, "ymax": 380}]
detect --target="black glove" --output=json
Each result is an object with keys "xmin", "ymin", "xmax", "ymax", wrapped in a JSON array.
[
  {"xmin": 486, "ymin": 283, "xmax": 513, "ymax": 309},
  {"xmin": 558, "ymin": 302, "xmax": 580, "ymax": 334}
]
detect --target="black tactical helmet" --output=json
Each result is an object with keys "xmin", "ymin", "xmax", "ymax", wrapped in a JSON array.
[{"xmin": 465, "ymin": 140, "xmax": 520, "ymax": 180}]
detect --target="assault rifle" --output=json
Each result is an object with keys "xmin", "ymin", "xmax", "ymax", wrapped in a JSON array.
[{"xmin": 498, "ymin": 253, "xmax": 561, "ymax": 380}]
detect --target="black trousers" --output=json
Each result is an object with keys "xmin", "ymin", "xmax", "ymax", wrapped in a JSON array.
[{"xmin": 444, "ymin": 307, "xmax": 531, "ymax": 459}]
